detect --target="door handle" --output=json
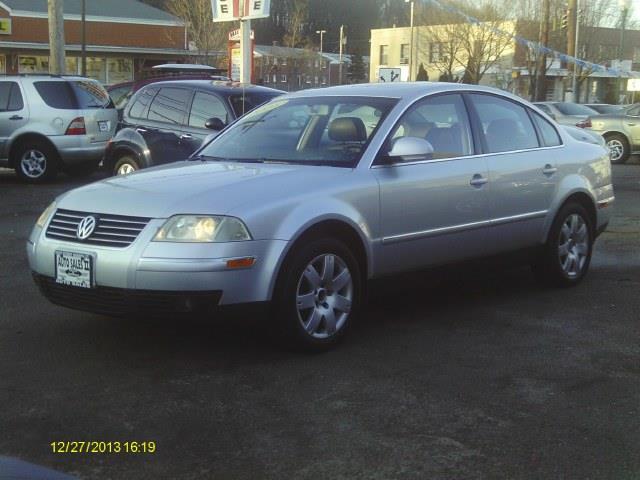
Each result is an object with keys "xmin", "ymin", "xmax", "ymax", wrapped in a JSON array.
[
  {"xmin": 542, "ymin": 164, "xmax": 557, "ymax": 175},
  {"xmin": 135, "ymin": 127, "xmax": 148, "ymax": 133},
  {"xmin": 627, "ymin": 123, "xmax": 636, "ymax": 127},
  {"xmin": 9, "ymin": 115, "xmax": 23, "ymax": 120},
  {"xmin": 180, "ymin": 134, "xmax": 193, "ymax": 140},
  {"xmin": 469, "ymin": 174, "xmax": 488, "ymax": 187}
]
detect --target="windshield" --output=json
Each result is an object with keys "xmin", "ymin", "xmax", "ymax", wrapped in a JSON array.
[
  {"xmin": 199, "ymin": 96, "xmax": 398, "ymax": 167},
  {"xmin": 228, "ymin": 92, "xmax": 282, "ymax": 117},
  {"xmin": 555, "ymin": 103, "xmax": 598, "ymax": 116}
]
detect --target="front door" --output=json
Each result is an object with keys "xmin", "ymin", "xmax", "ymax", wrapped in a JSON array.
[
  {"xmin": 0, "ymin": 81, "xmax": 28, "ymax": 159},
  {"xmin": 180, "ymin": 90, "xmax": 233, "ymax": 155},
  {"xmin": 372, "ymin": 93, "xmax": 492, "ymax": 276}
]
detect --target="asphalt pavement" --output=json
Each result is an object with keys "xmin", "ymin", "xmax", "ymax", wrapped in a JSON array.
[{"xmin": 0, "ymin": 161, "xmax": 639, "ymax": 479}]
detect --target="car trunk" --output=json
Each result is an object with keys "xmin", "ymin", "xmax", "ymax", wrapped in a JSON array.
[{"xmin": 71, "ymin": 80, "xmax": 117, "ymax": 142}]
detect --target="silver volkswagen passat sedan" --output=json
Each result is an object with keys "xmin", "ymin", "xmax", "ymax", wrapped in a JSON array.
[{"xmin": 28, "ymin": 83, "xmax": 614, "ymax": 350}]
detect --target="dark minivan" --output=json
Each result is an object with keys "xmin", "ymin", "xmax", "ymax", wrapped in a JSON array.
[{"xmin": 104, "ymin": 80, "xmax": 283, "ymax": 175}]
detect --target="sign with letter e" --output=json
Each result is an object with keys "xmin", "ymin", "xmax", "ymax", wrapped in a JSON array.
[
  {"xmin": 211, "ymin": 0, "xmax": 240, "ymax": 22},
  {"xmin": 244, "ymin": 0, "xmax": 271, "ymax": 19}
]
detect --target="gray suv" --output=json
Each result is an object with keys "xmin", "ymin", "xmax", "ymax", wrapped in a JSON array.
[{"xmin": 0, "ymin": 75, "xmax": 117, "ymax": 183}]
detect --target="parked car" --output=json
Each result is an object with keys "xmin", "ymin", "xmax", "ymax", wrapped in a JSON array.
[
  {"xmin": 583, "ymin": 103, "xmax": 625, "ymax": 115},
  {"xmin": 533, "ymin": 101, "xmax": 599, "ymax": 127},
  {"xmin": 29, "ymin": 83, "xmax": 613, "ymax": 350},
  {"xmin": 587, "ymin": 103, "xmax": 640, "ymax": 163},
  {"xmin": 104, "ymin": 80, "xmax": 283, "ymax": 175},
  {"xmin": 107, "ymin": 64, "xmax": 229, "ymax": 114},
  {"xmin": 0, "ymin": 75, "xmax": 117, "ymax": 183}
]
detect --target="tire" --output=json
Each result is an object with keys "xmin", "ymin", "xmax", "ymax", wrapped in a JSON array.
[
  {"xmin": 532, "ymin": 202, "xmax": 594, "ymax": 288},
  {"xmin": 65, "ymin": 161, "xmax": 98, "ymax": 178},
  {"xmin": 112, "ymin": 154, "xmax": 141, "ymax": 176},
  {"xmin": 605, "ymin": 133, "xmax": 630, "ymax": 164},
  {"xmin": 272, "ymin": 237, "xmax": 362, "ymax": 352},
  {"xmin": 13, "ymin": 139, "xmax": 59, "ymax": 183}
]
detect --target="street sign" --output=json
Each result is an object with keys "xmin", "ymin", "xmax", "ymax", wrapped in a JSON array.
[
  {"xmin": 378, "ymin": 67, "xmax": 401, "ymax": 83},
  {"xmin": 627, "ymin": 79, "xmax": 640, "ymax": 92},
  {"xmin": 229, "ymin": 28, "xmax": 255, "ymax": 41},
  {"xmin": 243, "ymin": 0, "xmax": 270, "ymax": 19}
]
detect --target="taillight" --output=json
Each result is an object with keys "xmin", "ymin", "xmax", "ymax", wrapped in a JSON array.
[
  {"xmin": 65, "ymin": 117, "xmax": 86, "ymax": 135},
  {"xmin": 576, "ymin": 119, "xmax": 592, "ymax": 129}
]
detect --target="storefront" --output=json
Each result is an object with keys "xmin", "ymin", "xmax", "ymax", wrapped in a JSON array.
[{"xmin": 0, "ymin": 0, "xmax": 190, "ymax": 85}]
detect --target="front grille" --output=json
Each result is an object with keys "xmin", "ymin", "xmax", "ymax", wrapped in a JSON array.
[
  {"xmin": 33, "ymin": 274, "xmax": 222, "ymax": 317},
  {"xmin": 46, "ymin": 209, "xmax": 151, "ymax": 248}
]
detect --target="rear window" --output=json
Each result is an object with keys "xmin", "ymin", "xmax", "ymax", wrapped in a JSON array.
[
  {"xmin": 71, "ymin": 80, "xmax": 113, "ymax": 108},
  {"xmin": 229, "ymin": 92, "xmax": 281, "ymax": 117},
  {"xmin": 34, "ymin": 80, "xmax": 113, "ymax": 110}
]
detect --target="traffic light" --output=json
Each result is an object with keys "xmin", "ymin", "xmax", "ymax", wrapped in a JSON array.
[{"xmin": 561, "ymin": 9, "xmax": 568, "ymax": 30}]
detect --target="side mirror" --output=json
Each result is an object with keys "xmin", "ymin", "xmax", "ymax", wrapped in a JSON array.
[
  {"xmin": 384, "ymin": 136, "xmax": 434, "ymax": 164},
  {"xmin": 205, "ymin": 117, "xmax": 226, "ymax": 131}
]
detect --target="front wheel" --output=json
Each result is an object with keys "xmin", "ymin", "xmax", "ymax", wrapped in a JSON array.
[
  {"xmin": 113, "ymin": 154, "xmax": 141, "ymax": 176},
  {"xmin": 532, "ymin": 202, "xmax": 593, "ymax": 287},
  {"xmin": 273, "ymin": 238, "xmax": 362, "ymax": 352}
]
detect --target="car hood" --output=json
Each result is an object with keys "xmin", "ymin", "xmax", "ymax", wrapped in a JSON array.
[{"xmin": 56, "ymin": 161, "xmax": 349, "ymax": 218}]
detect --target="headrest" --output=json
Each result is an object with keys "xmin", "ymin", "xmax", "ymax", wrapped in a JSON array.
[{"xmin": 328, "ymin": 117, "xmax": 367, "ymax": 142}]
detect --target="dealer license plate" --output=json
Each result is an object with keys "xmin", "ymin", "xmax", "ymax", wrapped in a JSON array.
[{"xmin": 55, "ymin": 251, "xmax": 94, "ymax": 288}]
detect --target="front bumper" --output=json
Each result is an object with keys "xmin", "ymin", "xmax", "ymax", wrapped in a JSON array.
[{"xmin": 27, "ymin": 219, "xmax": 289, "ymax": 313}]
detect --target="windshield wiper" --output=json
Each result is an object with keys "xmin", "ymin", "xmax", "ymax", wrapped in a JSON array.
[{"xmin": 188, "ymin": 154, "xmax": 229, "ymax": 162}]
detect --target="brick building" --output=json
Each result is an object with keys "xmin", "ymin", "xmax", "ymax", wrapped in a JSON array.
[{"xmin": 0, "ymin": 0, "xmax": 189, "ymax": 85}]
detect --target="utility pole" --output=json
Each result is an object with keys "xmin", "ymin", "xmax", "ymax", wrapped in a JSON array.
[
  {"xmin": 534, "ymin": 0, "xmax": 550, "ymax": 101},
  {"xmin": 618, "ymin": 0, "xmax": 630, "ymax": 103},
  {"xmin": 239, "ymin": 0, "xmax": 251, "ymax": 83},
  {"xmin": 338, "ymin": 25, "xmax": 344, "ymax": 85},
  {"xmin": 316, "ymin": 30, "xmax": 326, "ymax": 55},
  {"xmin": 406, "ymin": 0, "xmax": 414, "ymax": 81},
  {"xmin": 81, "ymin": 0, "xmax": 86, "ymax": 76},
  {"xmin": 566, "ymin": 0, "xmax": 577, "ymax": 101},
  {"xmin": 571, "ymin": 0, "xmax": 581, "ymax": 102},
  {"xmin": 48, "ymin": 0, "xmax": 65, "ymax": 75}
]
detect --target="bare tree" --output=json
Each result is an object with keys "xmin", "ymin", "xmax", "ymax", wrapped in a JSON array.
[
  {"xmin": 167, "ymin": 0, "xmax": 232, "ymax": 66},
  {"xmin": 283, "ymin": 0, "xmax": 310, "ymax": 48}
]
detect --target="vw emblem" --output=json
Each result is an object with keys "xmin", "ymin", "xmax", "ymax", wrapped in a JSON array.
[{"xmin": 76, "ymin": 216, "xmax": 97, "ymax": 240}]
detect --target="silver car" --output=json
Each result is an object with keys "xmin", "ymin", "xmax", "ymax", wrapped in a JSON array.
[
  {"xmin": 533, "ymin": 101, "xmax": 599, "ymax": 127},
  {"xmin": 0, "ymin": 75, "xmax": 117, "ymax": 183},
  {"xmin": 28, "ymin": 83, "xmax": 614, "ymax": 350},
  {"xmin": 588, "ymin": 103, "xmax": 640, "ymax": 164}
]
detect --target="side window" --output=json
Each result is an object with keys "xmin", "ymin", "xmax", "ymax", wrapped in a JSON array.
[
  {"xmin": 128, "ymin": 87, "xmax": 157, "ymax": 119},
  {"xmin": 388, "ymin": 93, "xmax": 473, "ymax": 160},
  {"xmin": 628, "ymin": 105, "xmax": 640, "ymax": 117},
  {"xmin": 147, "ymin": 87, "xmax": 191, "ymax": 125},
  {"xmin": 531, "ymin": 111, "xmax": 562, "ymax": 147},
  {"xmin": 0, "ymin": 82, "xmax": 24, "ymax": 112},
  {"xmin": 470, "ymin": 94, "xmax": 539, "ymax": 153},
  {"xmin": 8, "ymin": 83, "xmax": 24, "ymax": 111},
  {"xmin": 537, "ymin": 104, "xmax": 552, "ymax": 116},
  {"xmin": 188, "ymin": 91, "xmax": 229, "ymax": 128}
]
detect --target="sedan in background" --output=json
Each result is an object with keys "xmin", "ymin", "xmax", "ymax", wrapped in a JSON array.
[
  {"xmin": 29, "ymin": 83, "xmax": 613, "ymax": 351},
  {"xmin": 104, "ymin": 80, "xmax": 283, "ymax": 175},
  {"xmin": 584, "ymin": 104, "xmax": 625, "ymax": 115},
  {"xmin": 533, "ymin": 101, "xmax": 599, "ymax": 127},
  {"xmin": 587, "ymin": 103, "xmax": 640, "ymax": 163}
]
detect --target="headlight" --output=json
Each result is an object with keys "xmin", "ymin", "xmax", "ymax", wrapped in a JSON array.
[
  {"xmin": 153, "ymin": 215, "xmax": 252, "ymax": 243},
  {"xmin": 36, "ymin": 201, "xmax": 56, "ymax": 228}
]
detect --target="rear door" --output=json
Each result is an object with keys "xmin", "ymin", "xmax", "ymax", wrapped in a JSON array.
[
  {"xmin": 71, "ymin": 79, "xmax": 118, "ymax": 142},
  {"xmin": 180, "ymin": 90, "xmax": 233, "ymax": 154},
  {"xmin": 0, "ymin": 81, "xmax": 28, "ymax": 158},
  {"xmin": 466, "ymin": 93, "xmax": 560, "ymax": 253},
  {"xmin": 623, "ymin": 104, "xmax": 640, "ymax": 146},
  {"xmin": 142, "ymin": 86, "xmax": 194, "ymax": 165}
]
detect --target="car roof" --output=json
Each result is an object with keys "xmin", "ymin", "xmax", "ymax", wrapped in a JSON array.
[
  {"xmin": 138, "ymin": 79, "xmax": 284, "ymax": 95},
  {"xmin": 285, "ymin": 82, "xmax": 533, "ymax": 103}
]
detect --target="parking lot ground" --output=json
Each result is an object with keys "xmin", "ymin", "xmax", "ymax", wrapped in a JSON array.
[{"xmin": 0, "ymin": 161, "xmax": 639, "ymax": 479}]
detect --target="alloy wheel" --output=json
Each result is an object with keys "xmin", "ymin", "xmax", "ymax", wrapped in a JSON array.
[
  {"xmin": 607, "ymin": 139, "xmax": 624, "ymax": 162},
  {"xmin": 557, "ymin": 213, "xmax": 590, "ymax": 278},
  {"xmin": 20, "ymin": 149, "xmax": 47, "ymax": 179},
  {"xmin": 296, "ymin": 253, "xmax": 353, "ymax": 339},
  {"xmin": 117, "ymin": 163, "xmax": 136, "ymax": 175}
]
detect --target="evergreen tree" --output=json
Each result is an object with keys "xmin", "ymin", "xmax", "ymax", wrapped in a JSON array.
[
  {"xmin": 347, "ymin": 51, "xmax": 366, "ymax": 83},
  {"xmin": 416, "ymin": 63, "xmax": 429, "ymax": 81}
]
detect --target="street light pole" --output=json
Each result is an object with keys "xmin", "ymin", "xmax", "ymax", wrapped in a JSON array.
[
  {"xmin": 316, "ymin": 30, "xmax": 326, "ymax": 55},
  {"xmin": 406, "ymin": 0, "xmax": 414, "ymax": 81},
  {"xmin": 571, "ymin": 0, "xmax": 581, "ymax": 101},
  {"xmin": 81, "ymin": 0, "xmax": 86, "ymax": 76},
  {"xmin": 618, "ymin": 0, "xmax": 630, "ymax": 103}
]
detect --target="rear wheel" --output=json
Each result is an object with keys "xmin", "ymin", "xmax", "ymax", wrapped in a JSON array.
[
  {"xmin": 605, "ymin": 133, "xmax": 630, "ymax": 164},
  {"xmin": 113, "ymin": 154, "xmax": 141, "ymax": 176},
  {"xmin": 273, "ymin": 238, "xmax": 361, "ymax": 352},
  {"xmin": 13, "ymin": 140, "xmax": 59, "ymax": 183},
  {"xmin": 532, "ymin": 202, "xmax": 593, "ymax": 287}
]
